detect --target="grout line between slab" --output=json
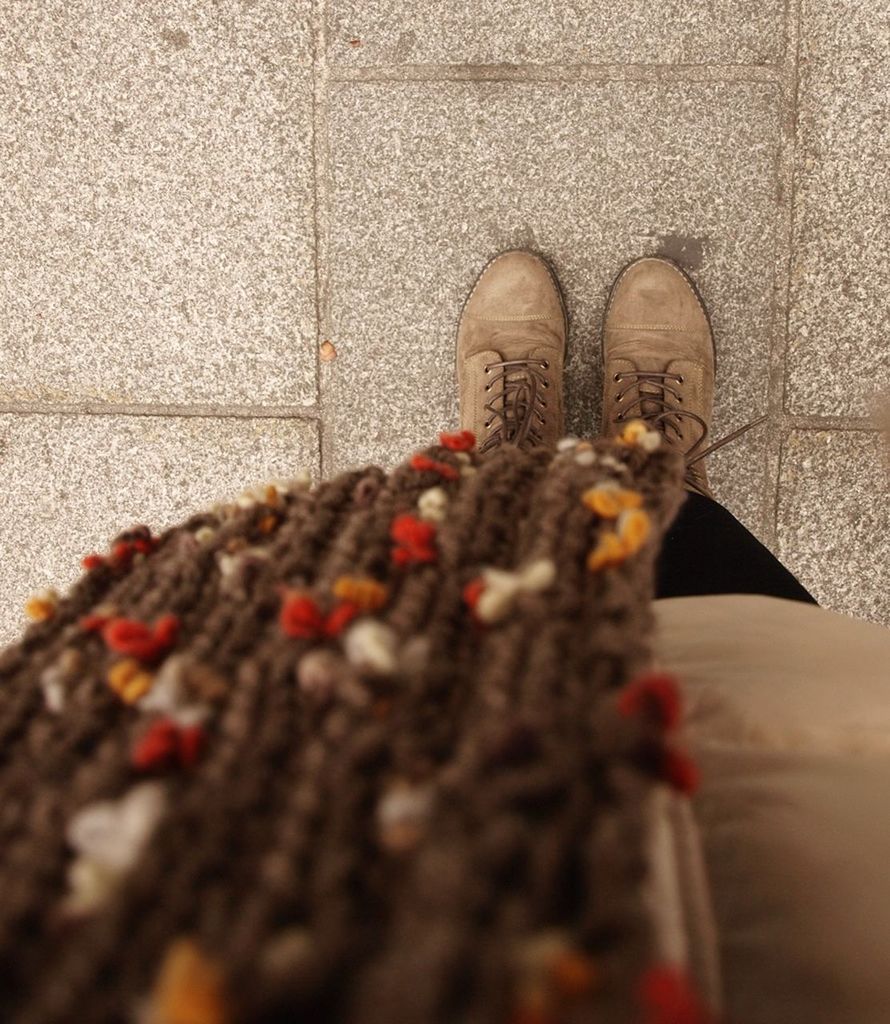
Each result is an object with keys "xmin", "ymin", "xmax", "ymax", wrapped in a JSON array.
[
  {"xmin": 328, "ymin": 62, "xmax": 780, "ymax": 84},
  {"xmin": 0, "ymin": 402, "xmax": 321, "ymax": 421},
  {"xmin": 312, "ymin": 0, "xmax": 334, "ymax": 479},
  {"xmin": 309, "ymin": 0, "xmax": 324, "ymax": 415},
  {"xmin": 760, "ymin": 0, "xmax": 803, "ymax": 550}
]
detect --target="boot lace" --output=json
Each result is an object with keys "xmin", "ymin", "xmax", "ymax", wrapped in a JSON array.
[
  {"xmin": 612, "ymin": 370, "xmax": 767, "ymax": 495},
  {"xmin": 480, "ymin": 358, "xmax": 551, "ymax": 454}
]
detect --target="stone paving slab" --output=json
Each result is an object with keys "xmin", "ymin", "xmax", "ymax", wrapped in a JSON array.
[
  {"xmin": 777, "ymin": 430, "xmax": 890, "ymax": 625},
  {"xmin": 0, "ymin": 1, "xmax": 317, "ymax": 409},
  {"xmin": 785, "ymin": 1, "xmax": 890, "ymax": 416},
  {"xmin": 327, "ymin": 0, "xmax": 785, "ymax": 66},
  {"xmin": 324, "ymin": 80, "xmax": 781, "ymax": 531},
  {"xmin": 0, "ymin": 413, "xmax": 319, "ymax": 645}
]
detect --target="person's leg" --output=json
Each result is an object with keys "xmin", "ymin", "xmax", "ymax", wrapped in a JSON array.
[{"xmin": 656, "ymin": 491, "xmax": 818, "ymax": 603}]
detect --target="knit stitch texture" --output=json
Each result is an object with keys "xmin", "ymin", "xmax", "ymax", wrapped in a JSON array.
[{"xmin": 0, "ymin": 429, "xmax": 705, "ymax": 1024}]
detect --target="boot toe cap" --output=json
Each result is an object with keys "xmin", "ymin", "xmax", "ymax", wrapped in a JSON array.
[
  {"xmin": 463, "ymin": 249, "xmax": 565, "ymax": 325},
  {"xmin": 606, "ymin": 256, "xmax": 709, "ymax": 333}
]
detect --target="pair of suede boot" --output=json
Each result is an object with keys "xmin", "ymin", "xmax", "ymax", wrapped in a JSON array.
[{"xmin": 456, "ymin": 251, "xmax": 763, "ymax": 497}]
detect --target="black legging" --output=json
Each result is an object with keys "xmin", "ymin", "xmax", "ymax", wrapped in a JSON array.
[{"xmin": 656, "ymin": 491, "xmax": 818, "ymax": 605}]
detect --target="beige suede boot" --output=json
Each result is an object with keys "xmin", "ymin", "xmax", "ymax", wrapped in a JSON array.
[
  {"xmin": 457, "ymin": 250, "xmax": 567, "ymax": 453},
  {"xmin": 602, "ymin": 256, "xmax": 764, "ymax": 498}
]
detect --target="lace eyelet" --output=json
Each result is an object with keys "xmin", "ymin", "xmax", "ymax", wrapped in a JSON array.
[
  {"xmin": 485, "ymin": 384, "xmax": 491, "ymax": 391},
  {"xmin": 613, "ymin": 373, "xmax": 621, "ymax": 382},
  {"xmin": 677, "ymin": 375, "xmax": 684, "ymax": 384},
  {"xmin": 484, "ymin": 367, "xmax": 491, "ymax": 375},
  {"xmin": 615, "ymin": 395, "xmax": 622, "ymax": 403},
  {"xmin": 542, "ymin": 360, "xmax": 550, "ymax": 369}
]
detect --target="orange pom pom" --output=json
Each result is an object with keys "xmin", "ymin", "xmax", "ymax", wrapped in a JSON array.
[
  {"xmin": 548, "ymin": 948, "xmax": 600, "ymax": 999},
  {"xmin": 148, "ymin": 938, "xmax": 229, "ymax": 1024},
  {"xmin": 107, "ymin": 659, "xmax": 155, "ymax": 704},
  {"xmin": 586, "ymin": 532, "xmax": 626, "ymax": 572},
  {"xmin": 331, "ymin": 575, "xmax": 388, "ymax": 612},
  {"xmin": 617, "ymin": 508, "xmax": 651, "ymax": 554}
]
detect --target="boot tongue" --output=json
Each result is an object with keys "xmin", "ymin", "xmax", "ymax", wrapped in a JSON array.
[
  {"xmin": 502, "ymin": 359, "xmax": 539, "ymax": 446},
  {"xmin": 637, "ymin": 380, "xmax": 665, "ymax": 420},
  {"xmin": 632, "ymin": 360, "xmax": 671, "ymax": 422}
]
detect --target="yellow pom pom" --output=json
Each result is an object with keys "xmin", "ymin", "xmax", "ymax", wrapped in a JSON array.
[
  {"xmin": 25, "ymin": 588, "xmax": 59, "ymax": 622},
  {"xmin": 107, "ymin": 659, "xmax": 154, "ymax": 704},
  {"xmin": 586, "ymin": 532, "xmax": 626, "ymax": 572},
  {"xmin": 618, "ymin": 419, "xmax": 661, "ymax": 451},
  {"xmin": 147, "ymin": 937, "xmax": 229, "ymax": 1024},
  {"xmin": 257, "ymin": 514, "xmax": 279, "ymax": 535},
  {"xmin": 581, "ymin": 484, "xmax": 643, "ymax": 519},
  {"xmin": 617, "ymin": 508, "xmax": 651, "ymax": 554},
  {"xmin": 331, "ymin": 575, "xmax": 388, "ymax": 612}
]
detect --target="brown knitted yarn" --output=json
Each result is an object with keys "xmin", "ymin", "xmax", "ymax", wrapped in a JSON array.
[{"xmin": 0, "ymin": 430, "xmax": 690, "ymax": 1024}]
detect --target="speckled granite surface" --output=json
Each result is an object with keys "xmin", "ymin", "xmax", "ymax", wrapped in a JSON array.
[
  {"xmin": 326, "ymin": 0, "xmax": 785, "ymax": 65},
  {"xmin": 0, "ymin": 0, "xmax": 888, "ymax": 640},
  {"xmin": 324, "ymin": 80, "xmax": 780, "ymax": 535},
  {"xmin": 0, "ymin": 414, "xmax": 320, "ymax": 641},
  {"xmin": 778, "ymin": 431, "xmax": 890, "ymax": 626},
  {"xmin": 786, "ymin": 1, "xmax": 890, "ymax": 417},
  {"xmin": 0, "ymin": 2, "xmax": 317, "ymax": 408}
]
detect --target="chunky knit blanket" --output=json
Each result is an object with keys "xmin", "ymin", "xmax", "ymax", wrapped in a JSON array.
[{"xmin": 0, "ymin": 422, "xmax": 713, "ymax": 1024}]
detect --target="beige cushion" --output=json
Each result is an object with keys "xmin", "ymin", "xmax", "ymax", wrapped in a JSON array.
[{"xmin": 653, "ymin": 595, "xmax": 890, "ymax": 1024}]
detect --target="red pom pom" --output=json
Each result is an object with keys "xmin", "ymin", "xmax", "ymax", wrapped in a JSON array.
[
  {"xmin": 390, "ymin": 514, "xmax": 438, "ymax": 565},
  {"xmin": 462, "ymin": 577, "xmax": 485, "ymax": 615},
  {"xmin": 176, "ymin": 725, "xmax": 207, "ymax": 768},
  {"xmin": 80, "ymin": 613, "xmax": 110, "ymax": 632},
  {"xmin": 439, "ymin": 430, "xmax": 476, "ymax": 452},
  {"xmin": 104, "ymin": 619, "xmax": 152, "ymax": 656},
  {"xmin": 638, "ymin": 965, "xmax": 715, "ymax": 1024},
  {"xmin": 617, "ymin": 672, "xmax": 683, "ymax": 730},
  {"xmin": 324, "ymin": 601, "xmax": 360, "ymax": 637},
  {"xmin": 111, "ymin": 540, "xmax": 134, "ymax": 565},
  {"xmin": 279, "ymin": 593, "xmax": 325, "ymax": 639},
  {"xmin": 102, "ymin": 614, "xmax": 179, "ymax": 662},
  {"xmin": 661, "ymin": 747, "xmax": 700, "ymax": 795},
  {"xmin": 132, "ymin": 720, "xmax": 207, "ymax": 772},
  {"xmin": 81, "ymin": 553, "xmax": 106, "ymax": 571},
  {"xmin": 153, "ymin": 614, "xmax": 179, "ymax": 648},
  {"xmin": 131, "ymin": 719, "xmax": 180, "ymax": 772},
  {"xmin": 391, "ymin": 513, "xmax": 436, "ymax": 546},
  {"xmin": 409, "ymin": 453, "xmax": 460, "ymax": 481}
]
